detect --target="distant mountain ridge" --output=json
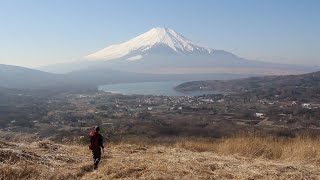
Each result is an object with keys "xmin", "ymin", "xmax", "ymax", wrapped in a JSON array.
[{"xmin": 3, "ymin": 28, "xmax": 318, "ymax": 89}]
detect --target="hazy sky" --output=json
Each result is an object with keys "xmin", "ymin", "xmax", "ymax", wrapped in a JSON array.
[{"xmin": 0, "ymin": 0, "xmax": 319, "ymax": 68}]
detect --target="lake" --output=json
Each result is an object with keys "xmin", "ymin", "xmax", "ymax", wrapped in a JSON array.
[{"xmin": 98, "ymin": 81, "xmax": 215, "ymax": 96}]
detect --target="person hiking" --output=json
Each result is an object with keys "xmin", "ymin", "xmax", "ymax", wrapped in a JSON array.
[{"xmin": 89, "ymin": 126, "xmax": 104, "ymax": 169}]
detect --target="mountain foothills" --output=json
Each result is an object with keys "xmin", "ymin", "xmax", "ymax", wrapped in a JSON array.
[
  {"xmin": 0, "ymin": 64, "xmax": 145, "ymax": 89},
  {"xmin": 0, "ymin": 64, "xmax": 63, "ymax": 89},
  {"xmin": 0, "ymin": 64, "xmax": 251, "ymax": 89},
  {"xmin": 176, "ymin": 71, "xmax": 320, "ymax": 102},
  {"xmin": 41, "ymin": 27, "xmax": 316, "ymax": 75}
]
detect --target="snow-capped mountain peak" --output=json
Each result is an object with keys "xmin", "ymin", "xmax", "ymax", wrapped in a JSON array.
[{"xmin": 86, "ymin": 27, "xmax": 214, "ymax": 61}]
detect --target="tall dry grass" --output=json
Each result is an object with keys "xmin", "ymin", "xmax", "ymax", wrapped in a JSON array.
[
  {"xmin": 173, "ymin": 135, "xmax": 320, "ymax": 162},
  {"xmin": 0, "ymin": 139, "xmax": 93, "ymax": 180},
  {"xmin": 83, "ymin": 135, "xmax": 320, "ymax": 179},
  {"xmin": 0, "ymin": 164, "xmax": 40, "ymax": 180}
]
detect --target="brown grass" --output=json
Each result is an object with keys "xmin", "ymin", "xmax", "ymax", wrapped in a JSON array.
[
  {"xmin": 173, "ymin": 135, "xmax": 320, "ymax": 163},
  {"xmin": 0, "ymin": 164, "xmax": 40, "ymax": 180},
  {"xmin": 0, "ymin": 139, "xmax": 92, "ymax": 180},
  {"xmin": 83, "ymin": 141, "xmax": 320, "ymax": 179},
  {"xmin": 1, "ymin": 135, "xmax": 320, "ymax": 179}
]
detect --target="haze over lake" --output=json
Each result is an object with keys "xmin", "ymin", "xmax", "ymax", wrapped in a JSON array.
[{"xmin": 98, "ymin": 81, "xmax": 214, "ymax": 96}]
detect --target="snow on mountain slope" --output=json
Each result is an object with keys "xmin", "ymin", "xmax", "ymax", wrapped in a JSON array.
[
  {"xmin": 126, "ymin": 55, "xmax": 143, "ymax": 61},
  {"xmin": 86, "ymin": 27, "xmax": 214, "ymax": 61}
]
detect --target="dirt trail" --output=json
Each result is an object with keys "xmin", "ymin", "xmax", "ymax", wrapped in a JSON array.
[{"xmin": 81, "ymin": 144, "xmax": 320, "ymax": 180}]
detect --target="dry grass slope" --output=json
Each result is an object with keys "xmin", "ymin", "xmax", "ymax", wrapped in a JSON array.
[
  {"xmin": 173, "ymin": 136, "xmax": 320, "ymax": 162},
  {"xmin": 0, "ymin": 139, "xmax": 92, "ymax": 180},
  {"xmin": 82, "ymin": 146, "xmax": 300, "ymax": 179},
  {"xmin": 1, "ymin": 136, "xmax": 320, "ymax": 179}
]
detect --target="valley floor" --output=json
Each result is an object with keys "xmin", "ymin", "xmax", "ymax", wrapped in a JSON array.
[{"xmin": 1, "ymin": 138, "xmax": 319, "ymax": 180}]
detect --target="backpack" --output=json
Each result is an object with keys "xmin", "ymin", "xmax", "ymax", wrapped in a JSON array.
[{"xmin": 89, "ymin": 130, "xmax": 99, "ymax": 150}]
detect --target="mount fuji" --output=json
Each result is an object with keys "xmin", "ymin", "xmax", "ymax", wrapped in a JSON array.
[
  {"xmin": 86, "ymin": 27, "xmax": 214, "ymax": 61},
  {"xmin": 41, "ymin": 27, "xmax": 315, "ymax": 75},
  {"xmin": 82, "ymin": 27, "xmax": 258, "ymax": 72}
]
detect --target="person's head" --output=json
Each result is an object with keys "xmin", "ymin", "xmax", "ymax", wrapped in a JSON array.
[{"xmin": 95, "ymin": 126, "xmax": 100, "ymax": 132}]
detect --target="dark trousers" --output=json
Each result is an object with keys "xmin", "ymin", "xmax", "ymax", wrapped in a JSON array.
[{"xmin": 92, "ymin": 149, "xmax": 101, "ymax": 168}]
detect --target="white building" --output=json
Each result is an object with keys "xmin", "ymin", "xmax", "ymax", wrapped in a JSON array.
[
  {"xmin": 255, "ymin": 113, "xmax": 264, "ymax": 118},
  {"xmin": 302, "ymin": 103, "xmax": 311, "ymax": 109}
]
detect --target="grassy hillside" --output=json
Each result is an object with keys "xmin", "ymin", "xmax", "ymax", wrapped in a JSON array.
[{"xmin": 1, "ymin": 134, "xmax": 320, "ymax": 179}]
